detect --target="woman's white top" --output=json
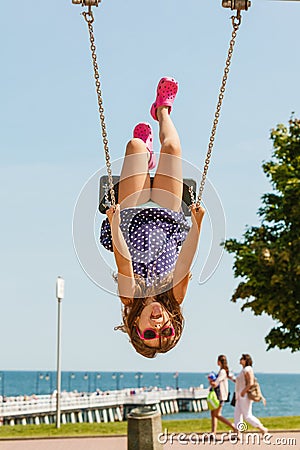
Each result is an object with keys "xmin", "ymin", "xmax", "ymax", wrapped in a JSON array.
[
  {"xmin": 235, "ymin": 366, "xmax": 254, "ymax": 399},
  {"xmin": 214, "ymin": 368, "xmax": 229, "ymax": 401}
]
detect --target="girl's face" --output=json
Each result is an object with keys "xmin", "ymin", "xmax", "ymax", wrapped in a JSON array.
[
  {"xmin": 240, "ymin": 357, "xmax": 246, "ymax": 367},
  {"xmin": 136, "ymin": 298, "xmax": 173, "ymax": 348}
]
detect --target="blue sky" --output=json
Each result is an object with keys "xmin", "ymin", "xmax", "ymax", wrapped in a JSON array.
[{"xmin": 1, "ymin": 0, "xmax": 300, "ymax": 375}]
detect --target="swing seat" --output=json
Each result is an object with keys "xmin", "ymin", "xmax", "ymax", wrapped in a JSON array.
[{"xmin": 99, "ymin": 176, "xmax": 196, "ymax": 216}]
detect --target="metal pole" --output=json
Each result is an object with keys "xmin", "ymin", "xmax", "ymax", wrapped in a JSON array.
[
  {"xmin": 173, "ymin": 372, "xmax": 179, "ymax": 390},
  {"xmin": 69, "ymin": 373, "xmax": 74, "ymax": 392},
  {"xmin": 95, "ymin": 373, "xmax": 101, "ymax": 391},
  {"xmin": 56, "ymin": 277, "xmax": 64, "ymax": 429},
  {"xmin": 155, "ymin": 373, "xmax": 161, "ymax": 388},
  {"xmin": 119, "ymin": 373, "xmax": 124, "ymax": 391},
  {"xmin": 112, "ymin": 373, "xmax": 116, "ymax": 390},
  {"xmin": 84, "ymin": 373, "xmax": 89, "ymax": 392},
  {"xmin": 56, "ymin": 298, "xmax": 62, "ymax": 428},
  {"xmin": 0, "ymin": 372, "xmax": 4, "ymax": 398},
  {"xmin": 50, "ymin": 372, "xmax": 53, "ymax": 395}
]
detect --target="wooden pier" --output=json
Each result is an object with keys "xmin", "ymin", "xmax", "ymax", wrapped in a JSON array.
[{"xmin": 0, "ymin": 387, "xmax": 209, "ymax": 426}]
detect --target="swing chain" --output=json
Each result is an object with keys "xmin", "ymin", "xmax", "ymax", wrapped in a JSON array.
[
  {"xmin": 82, "ymin": 8, "xmax": 94, "ymax": 23},
  {"xmin": 194, "ymin": 11, "xmax": 241, "ymax": 208},
  {"xmin": 80, "ymin": 4, "xmax": 242, "ymax": 211},
  {"xmin": 82, "ymin": 9, "xmax": 116, "ymax": 207},
  {"xmin": 189, "ymin": 185, "xmax": 196, "ymax": 207}
]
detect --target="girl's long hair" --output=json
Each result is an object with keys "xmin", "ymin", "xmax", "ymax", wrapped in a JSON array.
[
  {"xmin": 218, "ymin": 354, "xmax": 229, "ymax": 377},
  {"xmin": 242, "ymin": 354, "xmax": 253, "ymax": 367},
  {"xmin": 115, "ymin": 274, "xmax": 184, "ymax": 358}
]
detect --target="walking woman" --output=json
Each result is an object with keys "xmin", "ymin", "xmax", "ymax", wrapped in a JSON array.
[
  {"xmin": 234, "ymin": 354, "xmax": 268, "ymax": 434},
  {"xmin": 208, "ymin": 355, "xmax": 236, "ymax": 435}
]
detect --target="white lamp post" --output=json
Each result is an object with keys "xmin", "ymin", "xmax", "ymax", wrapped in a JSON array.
[
  {"xmin": 95, "ymin": 373, "xmax": 101, "ymax": 391},
  {"xmin": 56, "ymin": 276, "xmax": 64, "ymax": 429},
  {"xmin": 155, "ymin": 373, "xmax": 161, "ymax": 389},
  {"xmin": 135, "ymin": 372, "xmax": 143, "ymax": 389}
]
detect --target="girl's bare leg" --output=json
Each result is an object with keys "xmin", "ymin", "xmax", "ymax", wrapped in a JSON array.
[
  {"xmin": 214, "ymin": 405, "xmax": 236, "ymax": 431},
  {"xmin": 211, "ymin": 410, "xmax": 218, "ymax": 434},
  {"xmin": 118, "ymin": 138, "xmax": 151, "ymax": 209},
  {"xmin": 151, "ymin": 107, "xmax": 183, "ymax": 211}
]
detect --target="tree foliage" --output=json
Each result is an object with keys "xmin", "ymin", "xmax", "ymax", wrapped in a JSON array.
[{"xmin": 224, "ymin": 117, "xmax": 300, "ymax": 352}]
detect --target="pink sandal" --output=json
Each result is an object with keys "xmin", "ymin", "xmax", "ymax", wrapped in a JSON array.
[
  {"xmin": 133, "ymin": 122, "xmax": 156, "ymax": 170},
  {"xmin": 150, "ymin": 76, "xmax": 179, "ymax": 121}
]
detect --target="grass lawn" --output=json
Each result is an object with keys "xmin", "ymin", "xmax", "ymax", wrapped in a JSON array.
[{"xmin": 0, "ymin": 416, "xmax": 299, "ymax": 439}]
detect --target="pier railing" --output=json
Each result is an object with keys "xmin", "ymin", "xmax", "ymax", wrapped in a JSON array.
[{"xmin": 0, "ymin": 387, "xmax": 209, "ymax": 419}]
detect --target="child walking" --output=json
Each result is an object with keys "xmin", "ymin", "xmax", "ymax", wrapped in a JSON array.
[
  {"xmin": 100, "ymin": 77, "xmax": 205, "ymax": 358},
  {"xmin": 208, "ymin": 355, "xmax": 236, "ymax": 435}
]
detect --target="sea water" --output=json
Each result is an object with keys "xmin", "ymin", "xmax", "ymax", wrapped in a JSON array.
[{"xmin": 0, "ymin": 371, "xmax": 299, "ymax": 419}]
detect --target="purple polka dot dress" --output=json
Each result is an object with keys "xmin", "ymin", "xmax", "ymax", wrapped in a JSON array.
[{"xmin": 100, "ymin": 208, "xmax": 190, "ymax": 286}]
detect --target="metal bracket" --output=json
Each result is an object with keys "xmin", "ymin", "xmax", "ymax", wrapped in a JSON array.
[
  {"xmin": 222, "ymin": 0, "xmax": 251, "ymax": 10},
  {"xmin": 72, "ymin": 0, "xmax": 101, "ymax": 6},
  {"xmin": 99, "ymin": 176, "xmax": 197, "ymax": 216}
]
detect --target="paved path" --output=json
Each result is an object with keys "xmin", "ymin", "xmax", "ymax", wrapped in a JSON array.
[
  {"xmin": 0, "ymin": 436, "xmax": 126, "ymax": 450},
  {"xmin": 0, "ymin": 432, "xmax": 298, "ymax": 449}
]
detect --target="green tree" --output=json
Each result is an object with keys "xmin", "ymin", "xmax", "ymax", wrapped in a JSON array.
[{"xmin": 224, "ymin": 117, "xmax": 300, "ymax": 352}]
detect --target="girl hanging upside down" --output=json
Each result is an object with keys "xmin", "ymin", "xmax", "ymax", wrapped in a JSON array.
[{"xmin": 100, "ymin": 77, "xmax": 205, "ymax": 358}]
